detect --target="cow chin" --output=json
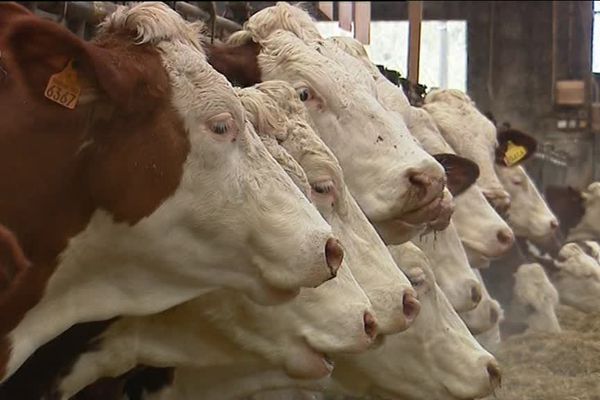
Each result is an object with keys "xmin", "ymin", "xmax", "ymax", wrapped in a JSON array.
[
  {"xmin": 398, "ymin": 193, "xmax": 445, "ymax": 226},
  {"xmin": 283, "ymin": 340, "xmax": 334, "ymax": 380},
  {"xmin": 246, "ymin": 280, "xmax": 301, "ymax": 306}
]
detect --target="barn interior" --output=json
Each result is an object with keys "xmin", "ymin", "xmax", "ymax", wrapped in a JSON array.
[{"xmin": 6, "ymin": 2, "xmax": 600, "ymax": 400}]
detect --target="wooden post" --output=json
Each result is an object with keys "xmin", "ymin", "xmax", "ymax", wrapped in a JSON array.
[
  {"xmin": 339, "ymin": 2, "xmax": 353, "ymax": 32},
  {"xmin": 354, "ymin": 2, "xmax": 371, "ymax": 45},
  {"xmin": 317, "ymin": 2, "xmax": 334, "ymax": 20},
  {"xmin": 408, "ymin": 1, "xmax": 423, "ymax": 84}
]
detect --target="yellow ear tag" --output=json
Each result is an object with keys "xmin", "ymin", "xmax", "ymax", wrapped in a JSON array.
[
  {"xmin": 504, "ymin": 140, "xmax": 528, "ymax": 166},
  {"xmin": 44, "ymin": 60, "xmax": 81, "ymax": 109}
]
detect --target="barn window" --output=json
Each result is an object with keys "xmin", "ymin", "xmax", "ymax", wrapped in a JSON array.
[
  {"xmin": 593, "ymin": 1, "xmax": 600, "ymax": 72},
  {"xmin": 315, "ymin": 20, "xmax": 467, "ymax": 91}
]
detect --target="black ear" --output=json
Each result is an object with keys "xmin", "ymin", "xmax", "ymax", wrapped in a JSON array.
[
  {"xmin": 433, "ymin": 153, "xmax": 480, "ymax": 196},
  {"xmin": 495, "ymin": 129, "xmax": 537, "ymax": 166},
  {"xmin": 545, "ymin": 186, "xmax": 585, "ymax": 237}
]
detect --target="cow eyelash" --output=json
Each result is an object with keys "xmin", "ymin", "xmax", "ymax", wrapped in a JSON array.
[
  {"xmin": 312, "ymin": 181, "xmax": 335, "ymax": 195},
  {"xmin": 212, "ymin": 121, "xmax": 229, "ymax": 135}
]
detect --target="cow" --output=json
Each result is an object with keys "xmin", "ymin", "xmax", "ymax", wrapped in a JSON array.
[
  {"xmin": 139, "ymin": 242, "xmax": 500, "ymax": 400},
  {"xmin": 325, "ymin": 36, "xmax": 515, "ymax": 268},
  {"xmin": 0, "ymin": 1, "xmax": 343, "ymax": 386},
  {"xmin": 238, "ymin": 81, "xmax": 420, "ymax": 335},
  {"xmin": 47, "ymin": 78, "xmax": 427, "ymax": 399},
  {"xmin": 0, "ymin": 224, "xmax": 31, "ymax": 291},
  {"xmin": 551, "ymin": 242, "xmax": 600, "ymax": 313},
  {"xmin": 206, "ymin": 4, "xmax": 451, "ymax": 245},
  {"xmin": 459, "ymin": 269, "xmax": 504, "ymax": 338},
  {"xmin": 423, "ymin": 89, "xmax": 538, "ymax": 216},
  {"xmin": 506, "ymin": 263, "xmax": 561, "ymax": 334}
]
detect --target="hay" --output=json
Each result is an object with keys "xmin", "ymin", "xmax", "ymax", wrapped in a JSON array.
[{"xmin": 486, "ymin": 305, "xmax": 600, "ymax": 400}]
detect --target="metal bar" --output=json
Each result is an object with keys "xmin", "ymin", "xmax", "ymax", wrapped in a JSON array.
[
  {"xmin": 34, "ymin": 1, "xmax": 241, "ymax": 32},
  {"xmin": 175, "ymin": 2, "xmax": 241, "ymax": 32},
  {"xmin": 408, "ymin": 1, "xmax": 423, "ymax": 85}
]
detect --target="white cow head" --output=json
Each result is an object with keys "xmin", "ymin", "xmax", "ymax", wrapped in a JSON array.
[
  {"xmin": 508, "ymin": 263, "xmax": 561, "ymax": 334},
  {"xmin": 423, "ymin": 90, "xmax": 537, "ymax": 216},
  {"xmin": 409, "ymin": 222, "xmax": 482, "ymax": 313},
  {"xmin": 332, "ymin": 242, "xmax": 501, "ymax": 400},
  {"xmin": 217, "ymin": 6, "xmax": 448, "ymax": 243},
  {"xmin": 460, "ymin": 269, "xmax": 505, "ymax": 335},
  {"xmin": 400, "ymin": 107, "xmax": 514, "ymax": 266},
  {"xmin": 496, "ymin": 165, "xmax": 559, "ymax": 246},
  {"xmin": 553, "ymin": 242, "xmax": 600, "ymax": 313},
  {"xmin": 82, "ymin": 2, "xmax": 343, "ymax": 304},
  {"xmin": 238, "ymin": 81, "xmax": 420, "ymax": 335}
]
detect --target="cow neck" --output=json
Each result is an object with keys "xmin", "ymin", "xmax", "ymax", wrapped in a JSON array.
[{"xmin": 0, "ymin": 29, "xmax": 189, "ymax": 380}]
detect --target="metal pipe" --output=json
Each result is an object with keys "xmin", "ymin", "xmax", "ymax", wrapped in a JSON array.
[
  {"xmin": 175, "ymin": 2, "xmax": 241, "ymax": 32},
  {"xmin": 34, "ymin": 1, "xmax": 241, "ymax": 32}
]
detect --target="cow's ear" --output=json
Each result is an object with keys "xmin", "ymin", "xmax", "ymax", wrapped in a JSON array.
[
  {"xmin": 433, "ymin": 153, "xmax": 480, "ymax": 196},
  {"xmin": 495, "ymin": 128, "xmax": 537, "ymax": 167},
  {"xmin": 5, "ymin": 15, "xmax": 166, "ymax": 113},
  {"xmin": 545, "ymin": 186, "xmax": 585, "ymax": 237},
  {"xmin": 205, "ymin": 40, "xmax": 262, "ymax": 87}
]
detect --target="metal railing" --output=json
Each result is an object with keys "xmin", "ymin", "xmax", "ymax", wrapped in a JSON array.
[{"xmin": 24, "ymin": 1, "xmax": 242, "ymax": 39}]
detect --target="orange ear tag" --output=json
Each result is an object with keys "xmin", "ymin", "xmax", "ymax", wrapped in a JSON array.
[
  {"xmin": 504, "ymin": 140, "xmax": 528, "ymax": 167},
  {"xmin": 44, "ymin": 60, "xmax": 81, "ymax": 109}
]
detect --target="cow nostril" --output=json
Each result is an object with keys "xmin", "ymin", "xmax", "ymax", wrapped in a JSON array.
[
  {"xmin": 490, "ymin": 307, "xmax": 499, "ymax": 324},
  {"xmin": 487, "ymin": 361, "xmax": 502, "ymax": 389},
  {"xmin": 471, "ymin": 285, "xmax": 482, "ymax": 305},
  {"xmin": 497, "ymin": 229, "xmax": 514, "ymax": 247},
  {"xmin": 550, "ymin": 219, "xmax": 559, "ymax": 230},
  {"xmin": 408, "ymin": 172, "xmax": 432, "ymax": 188},
  {"xmin": 363, "ymin": 311, "xmax": 377, "ymax": 339},
  {"xmin": 325, "ymin": 238, "xmax": 343, "ymax": 277},
  {"xmin": 402, "ymin": 292, "xmax": 421, "ymax": 323}
]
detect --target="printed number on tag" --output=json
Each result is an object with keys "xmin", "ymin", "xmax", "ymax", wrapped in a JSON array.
[
  {"xmin": 504, "ymin": 141, "xmax": 528, "ymax": 166},
  {"xmin": 44, "ymin": 60, "xmax": 81, "ymax": 109}
]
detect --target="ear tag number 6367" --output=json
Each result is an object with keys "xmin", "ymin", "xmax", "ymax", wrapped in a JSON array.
[{"xmin": 44, "ymin": 60, "xmax": 81, "ymax": 109}]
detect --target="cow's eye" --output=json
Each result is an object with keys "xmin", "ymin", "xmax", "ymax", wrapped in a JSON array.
[
  {"xmin": 212, "ymin": 122, "xmax": 228, "ymax": 135},
  {"xmin": 312, "ymin": 180, "xmax": 334, "ymax": 195},
  {"xmin": 297, "ymin": 87, "xmax": 311, "ymax": 102}
]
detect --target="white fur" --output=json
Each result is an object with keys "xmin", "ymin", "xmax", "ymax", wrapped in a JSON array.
[
  {"xmin": 553, "ymin": 242, "xmax": 600, "ymax": 312},
  {"xmin": 423, "ymin": 89, "xmax": 511, "ymax": 209},
  {"xmin": 496, "ymin": 165, "xmax": 558, "ymax": 240},
  {"xmin": 326, "ymin": 37, "xmax": 514, "ymax": 265},
  {"xmin": 234, "ymin": 7, "xmax": 447, "ymax": 241},
  {"xmin": 4, "ymin": 3, "xmax": 336, "ymax": 380},
  {"xmin": 410, "ymin": 222, "xmax": 481, "ymax": 312},
  {"xmin": 145, "ymin": 243, "xmax": 499, "ymax": 400},
  {"xmin": 460, "ymin": 269, "xmax": 505, "ymax": 336},
  {"xmin": 511, "ymin": 263, "xmax": 561, "ymax": 333},
  {"xmin": 238, "ymin": 81, "xmax": 416, "ymax": 335}
]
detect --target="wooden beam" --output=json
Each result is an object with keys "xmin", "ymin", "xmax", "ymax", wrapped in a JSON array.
[
  {"xmin": 339, "ymin": 2, "xmax": 353, "ymax": 32},
  {"xmin": 317, "ymin": 2, "xmax": 334, "ymax": 21},
  {"xmin": 408, "ymin": 1, "xmax": 423, "ymax": 84},
  {"xmin": 354, "ymin": 2, "xmax": 371, "ymax": 45}
]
